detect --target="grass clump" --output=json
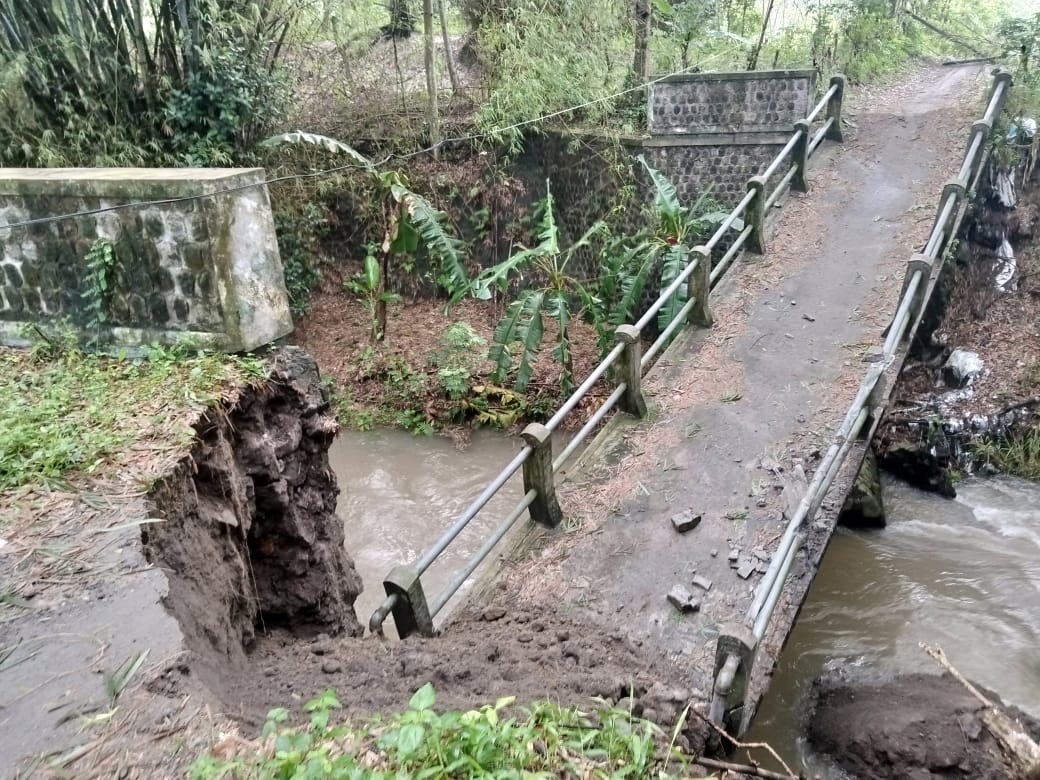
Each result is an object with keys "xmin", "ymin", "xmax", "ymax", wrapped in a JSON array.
[
  {"xmin": 191, "ymin": 684, "xmax": 692, "ymax": 779},
  {"xmin": 0, "ymin": 342, "xmax": 266, "ymax": 495},
  {"xmin": 973, "ymin": 426, "xmax": 1040, "ymax": 482}
]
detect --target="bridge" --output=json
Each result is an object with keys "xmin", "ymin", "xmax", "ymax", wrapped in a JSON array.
[{"xmin": 368, "ymin": 64, "xmax": 1013, "ymax": 735}]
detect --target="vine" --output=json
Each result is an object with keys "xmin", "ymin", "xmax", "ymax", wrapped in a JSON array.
[{"xmin": 81, "ymin": 238, "xmax": 116, "ymax": 344}]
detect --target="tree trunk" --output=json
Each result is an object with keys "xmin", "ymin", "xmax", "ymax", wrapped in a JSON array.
[
  {"xmin": 384, "ymin": 0, "xmax": 415, "ymax": 39},
  {"xmin": 437, "ymin": 0, "xmax": 462, "ymax": 96},
  {"xmin": 632, "ymin": 0, "xmax": 651, "ymax": 82},
  {"xmin": 375, "ymin": 252, "xmax": 389, "ymax": 342},
  {"xmin": 747, "ymin": 0, "xmax": 775, "ymax": 70},
  {"xmin": 423, "ymin": 0, "xmax": 441, "ymax": 156}
]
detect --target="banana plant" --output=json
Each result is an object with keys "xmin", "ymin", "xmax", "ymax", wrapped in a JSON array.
[
  {"xmin": 345, "ymin": 253, "xmax": 401, "ymax": 341},
  {"xmin": 473, "ymin": 182, "xmax": 605, "ymax": 393},
  {"xmin": 261, "ymin": 131, "xmax": 468, "ymax": 341},
  {"xmin": 636, "ymin": 154, "xmax": 735, "ymax": 334}
]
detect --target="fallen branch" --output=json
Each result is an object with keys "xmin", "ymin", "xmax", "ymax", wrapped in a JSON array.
[
  {"xmin": 921, "ymin": 643, "xmax": 1040, "ymax": 779},
  {"xmin": 695, "ymin": 756, "xmax": 799, "ymax": 779},
  {"xmin": 693, "ymin": 709, "xmax": 797, "ymax": 777}
]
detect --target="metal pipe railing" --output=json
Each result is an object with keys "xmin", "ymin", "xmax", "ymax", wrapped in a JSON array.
[
  {"xmin": 553, "ymin": 384, "xmax": 627, "ymax": 473},
  {"xmin": 642, "ymin": 296, "xmax": 698, "ymax": 368},
  {"xmin": 809, "ymin": 117, "xmax": 835, "ymax": 155},
  {"xmin": 761, "ymin": 132, "xmax": 802, "ymax": 182},
  {"xmin": 711, "ymin": 67, "xmax": 1014, "ymax": 731},
  {"xmin": 370, "ymin": 72, "xmax": 850, "ymax": 638},
  {"xmin": 545, "ymin": 342, "xmax": 625, "ymax": 432},
  {"xmin": 705, "ymin": 190, "xmax": 756, "ymax": 252},
  {"xmin": 764, "ymin": 165, "xmax": 799, "ymax": 211},
  {"xmin": 413, "ymin": 446, "xmax": 532, "ymax": 575},
  {"xmin": 427, "ymin": 490, "xmax": 537, "ymax": 616},
  {"xmin": 711, "ymin": 225, "xmax": 754, "ymax": 286}
]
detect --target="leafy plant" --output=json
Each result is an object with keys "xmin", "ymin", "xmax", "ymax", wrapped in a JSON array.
[
  {"xmin": 474, "ymin": 181, "xmax": 605, "ymax": 393},
  {"xmin": 345, "ymin": 253, "xmax": 402, "ymax": 341},
  {"xmin": 262, "ymin": 132, "xmax": 469, "ymax": 341},
  {"xmin": 273, "ymin": 203, "xmax": 329, "ymax": 318},
  {"xmin": 433, "ymin": 322, "xmax": 487, "ymax": 401},
  {"xmin": 189, "ymin": 683, "xmax": 690, "ymax": 779},
  {"xmin": 0, "ymin": 0, "xmax": 294, "ymax": 166},
  {"xmin": 81, "ymin": 238, "xmax": 117, "ymax": 340}
]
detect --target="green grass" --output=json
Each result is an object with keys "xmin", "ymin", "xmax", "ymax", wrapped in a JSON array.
[
  {"xmin": 190, "ymin": 684, "xmax": 693, "ymax": 780},
  {"xmin": 972, "ymin": 427, "xmax": 1040, "ymax": 481},
  {"xmin": 0, "ymin": 343, "xmax": 266, "ymax": 496}
]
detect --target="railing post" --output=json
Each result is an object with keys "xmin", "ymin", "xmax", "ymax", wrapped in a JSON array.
[
  {"xmin": 521, "ymin": 423, "xmax": 563, "ymax": 527},
  {"xmin": 929, "ymin": 178, "xmax": 967, "ymax": 258},
  {"xmin": 791, "ymin": 120, "xmax": 811, "ymax": 192},
  {"xmin": 745, "ymin": 176, "xmax": 767, "ymax": 254},
  {"xmin": 990, "ymin": 68, "xmax": 1013, "ymax": 119},
  {"xmin": 902, "ymin": 252, "xmax": 935, "ymax": 330},
  {"xmin": 383, "ymin": 565, "xmax": 435, "ymax": 638},
  {"xmin": 860, "ymin": 364, "xmax": 888, "ymax": 438},
  {"xmin": 825, "ymin": 74, "xmax": 846, "ymax": 142},
  {"xmin": 686, "ymin": 247, "xmax": 714, "ymax": 327},
  {"xmin": 967, "ymin": 119, "xmax": 992, "ymax": 184},
  {"xmin": 614, "ymin": 325, "xmax": 648, "ymax": 418},
  {"xmin": 711, "ymin": 623, "xmax": 757, "ymax": 735}
]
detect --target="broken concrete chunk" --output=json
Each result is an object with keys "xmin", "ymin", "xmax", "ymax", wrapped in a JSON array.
[
  {"xmin": 671, "ymin": 512, "xmax": 703, "ymax": 533},
  {"xmin": 710, "ymin": 548, "xmax": 719, "ymax": 558},
  {"xmin": 752, "ymin": 547, "xmax": 769, "ymax": 561},
  {"xmin": 692, "ymin": 575, "xmax": 713, "ymax": 592},
  {"xmin": 728, "ymin": 549, "xmax": 740, "ymax": 562},
  {"xmin": 666, "ymin": 585, "xmax": 700, "ymax": 613},
  {"xmin": 736, "ymin": 562, "xmax": 757, "ymax": 580}
]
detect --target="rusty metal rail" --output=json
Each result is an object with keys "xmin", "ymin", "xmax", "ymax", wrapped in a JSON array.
[
  {"xmin": 369, "ymin": 74, "xmax": 849, "ymax": 639},
  {"xmin": 708, "ymin": 67, "xmax": 1014, "ymax": 736}
]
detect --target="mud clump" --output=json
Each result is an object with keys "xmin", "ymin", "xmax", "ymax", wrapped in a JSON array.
[
  {"xmin": 217, "ymin": 605, "xmax": 710, "ymax": 754},
  {"xmin": 807, "ymin": 672, "xmax": 1040, "ymax": 779},
  {"xmin": 144, "ymin": 347, "xmax": 363, "ymax": 678}
]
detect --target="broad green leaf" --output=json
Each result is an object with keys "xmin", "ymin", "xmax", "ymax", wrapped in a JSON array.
[
  {"xmin": 637, "ymin": 154, "xmax": 684, "ymax": 224},
  {"xmin": 259, "ymin": 131, "xmax": 375, "ymax": 172},
  {"xmin": 364, "ymin": 254, "xmax": 380, "ymax": 292},
  {"xmin": 656, "ymin": 244, "xmax": 690, "ymax": 337},
  {"xmin": 396, "ymin": 723, "xmax": 425, "ymax": 758},
  {"xmin": 409, "ymin": 682, "xmax": 436, "ymax": 711},
  {"xmin": 651, "ymin": 0, "xmax": 675, "ymax": 15}
]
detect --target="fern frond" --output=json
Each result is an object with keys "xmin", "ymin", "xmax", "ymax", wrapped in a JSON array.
[{"xmin": 260, "ymin": 131, "xmax": 375, "ymax": 172}]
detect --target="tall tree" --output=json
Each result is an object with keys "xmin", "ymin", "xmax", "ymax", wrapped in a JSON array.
[
  {"xmin": 384, "ymin": 0, "xmax": 416, "ymax": 38},
  {"xmin": 633, "ymin": 0, "xmax": 652, "ymax": 81},
  {"xmin": 423, "ymin": 0, "xmax": 441, "ymax": 154}
]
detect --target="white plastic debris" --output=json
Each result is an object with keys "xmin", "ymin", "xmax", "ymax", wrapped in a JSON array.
[
  {"xmin": 996, "ymin": 238, "xmax": 1017, "ymax": 291},
  {"xmin": 942, "ymin": 349, "xmax": 984, "ymax": 389}
]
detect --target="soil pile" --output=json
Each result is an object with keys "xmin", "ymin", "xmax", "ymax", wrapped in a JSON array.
[{"xmin": 808, "ymin": 672, "xmax": 1040, "ymax": 779}]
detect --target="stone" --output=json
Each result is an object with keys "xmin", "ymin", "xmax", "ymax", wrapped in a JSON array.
[
  {"xmin": 736, "ymin": 561, "xmax": 756, "ymax": 580},
  {"xmin": 666, "ymin": 585, "xmax": 700, "ymax": 613},
  {"xmin": 692, "ymin": 575, "xmax": 713, "ymax": 591},
  {"xmin": 671, "ymin": 511, "xmax": 702, "ymax": 533},
  {"xmin": 321, "ymin": 659, "xmax": 343, "ymax": 674},
  {"xmin": 839, "ymin": 450, "xmax": 886, "ymax": 529},
  {"xmin": 942, "ymin": 349, "xmax": 983, "ymax": 389},
  {"xmin": 728, "ymin": 549, "xmax": 740, "ymax": 562}
]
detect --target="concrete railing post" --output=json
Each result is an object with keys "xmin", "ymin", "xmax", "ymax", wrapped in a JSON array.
[
  {"xmin": 686, "ymin": 246, "xmax": 714, "ymax": 327},
  {"xmin": 902, "ymin": 252, "xmax": 936, "ymax": 333},
  {"xmin": 792, "ymin": 119, "xmax": 811, "ymax": 192},
  {"xmin": 826, "ymin": 74, "xmax": 846, "ymax": 142},
  {"xmin": 990, "ymin": 68, "xmax": 1013, "ymax": 119},
  {"xmin": 745, "ymin": 176, "xmax": 767, "ymax": 254},
  {"xmin": 929, "ymin": 178, "xmax": 968, "ymax": 258},
  {"xmin": 521, "ymin": 423, "xmax": 563, "ymax": 527},
  {"xmin": 615, "ymin": 325, "xmax": 648, "ymax": 418},
  {"xmin": 383, "ymin": 564, "xmax": 435, "ymax": 638},
  {"xmin": 712, "ymin": 623, "xmax": 757, "ymax": 735},
  {"xmin": 967, "ymin": 119, "xmax": 992, "ymax": 184}
]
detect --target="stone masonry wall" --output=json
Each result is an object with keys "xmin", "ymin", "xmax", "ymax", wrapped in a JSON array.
[
  {"xmin": 649, "ymin": 70, "xmax": 815, "ymax": 136},
  {"xmin": 642, "ymin": 139, "xmax": 788, "ymax": 203},
  {"xmin": 0, "ymin": 168, "xmax": 293, "ymax": 352}
]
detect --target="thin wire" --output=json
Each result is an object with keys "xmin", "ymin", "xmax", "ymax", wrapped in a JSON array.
[{"xmin": 0, "ymin": 64, "xmax": 703, "ymax": 234}]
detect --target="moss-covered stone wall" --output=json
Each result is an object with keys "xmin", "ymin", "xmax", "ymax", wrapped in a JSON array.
[{"xmin": 0, "ymin": 168, "xmax": 293, "ymax": 352}]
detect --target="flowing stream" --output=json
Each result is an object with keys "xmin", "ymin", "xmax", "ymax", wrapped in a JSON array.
[
  {"xmin": 749, "ymin": 474, "xmax": 1040, "ymax": 775},
  {"xmin": 329, "ymin": 428, "xmax": 531, "ymax": 631}
]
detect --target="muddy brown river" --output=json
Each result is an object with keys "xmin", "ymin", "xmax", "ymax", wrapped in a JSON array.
[
  {"xmin": 330, "ymin": 428, "xmax": 529, "ymax": 629},
  {"xmin": 749, "ymin": 473, "xmax": 1040, "ymax": 775},
  {"xmin": 330, "ymin": 430, "xmax": 1040, "ymax": 774}
]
